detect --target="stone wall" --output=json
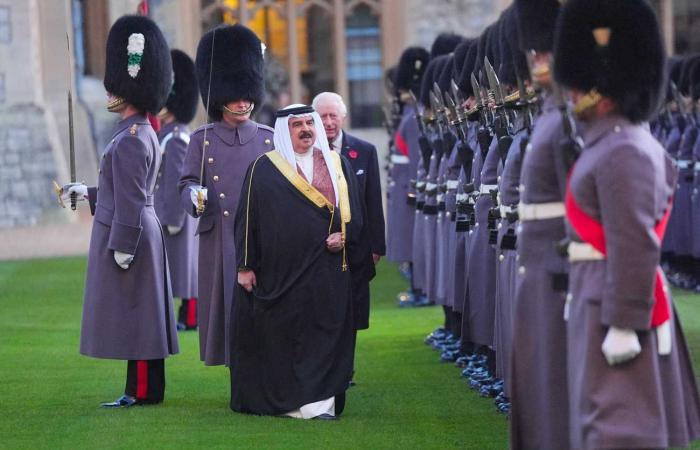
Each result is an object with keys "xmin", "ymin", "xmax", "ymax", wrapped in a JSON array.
[
  {"xmin": 406, "ymin": 0, "xmax": 503, "ymax": 47},
  {"xmin": 0, "ymin": 104, "xmax": 62, "ymax": 227}
]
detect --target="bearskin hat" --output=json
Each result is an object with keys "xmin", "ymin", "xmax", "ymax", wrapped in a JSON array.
[
  {"xmin": 515, "ymin": 0, "xmax": 561, "ymax": 53},
  {"xmin": 196, "ymin": 24, "xmax": 265, "ymax": 121},
  {"xmin": 430, "ymin": 33, "xmax": 463, "ymax": 59},
  {"xmin": 438, "ymin": 54, "xmax": 455, "ymax": 94},
  {"xmin": 104, "ymin": 15, "xmax": 172, "ymax": 114},
  {"xmin": 553, "ymin": 0, "xmax": 666, "ymax": 123},
  {"xmin": 457, "ymin": 40, "xmax": 479, "ymax": 96},
  {"xmin": 165, "ymin": 49, "xmax": 198, "ymax": 124},
  {"xmin": 395, "ymin": 47, "xmax": 430, "ymax": 95},
  {"xmin": 420, "ymin": 54, "xmax": 448, "ymax": 107},
  {"xmin": 452, "ymin": 39, "xmax": 473, "ymax": 81}
]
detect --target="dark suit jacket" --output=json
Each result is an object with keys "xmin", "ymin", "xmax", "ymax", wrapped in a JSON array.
[{"xmin": 341, "ymin": 131, "xmax": 386, "ymax": 329}]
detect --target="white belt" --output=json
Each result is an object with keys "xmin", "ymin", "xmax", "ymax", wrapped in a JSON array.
[
  {"xmin": 694, "ymin": 162, "xmax": 700, "ymax": 171},
  {"xmin": 479, "ymin": 184, "xmax": 498, "ymax": 195},
  {"xmin": 446, "ymin": 180, "xmax": 459, "ymax": 190},
  {"xmin": 426, "ymin": 182, "xmax": 437, "ymax": 191},
  {"xmin": 676, "ymin": 159, "xmax": 693, "ymax": 169},
  {"xmin": 568, "ymin": 242, "xmax": 605, "ymax": 262},
  {"xmin": 416, "ymin": 181, "xmax": 426, "ymax": 189},
  {"xmin": 437, "ymin": 193, "xmax": 444, "ymax": 202},
  {"xmin": 518, "ymin": 201, "xmax": 565, "ymax": 221},
  {"xmin": 391, "ymin": 154, "xmax": 410, "ymax": 164},
  {"xmin": 456, "ymin": 193, "xmax": 469, "ymax": 203}
]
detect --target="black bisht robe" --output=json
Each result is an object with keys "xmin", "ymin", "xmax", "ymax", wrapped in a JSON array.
[{"xmin": 229, "ymin": 151, "xmax": 363, "ymax": 416}]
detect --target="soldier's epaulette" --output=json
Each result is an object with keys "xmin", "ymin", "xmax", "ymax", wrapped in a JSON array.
[
  {"xmin": 257, "ymin": 123, "xmax": 274, "ymax": 134},
  {"xmin": 191, "ymin": 123, "xmax": 215, "ymax": 135},
  {"xmin": 129, "ymin": 123, "xmax": 139, "ymax": 135}
]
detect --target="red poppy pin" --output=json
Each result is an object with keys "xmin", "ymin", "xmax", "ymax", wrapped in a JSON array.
[{"xmin": 348, "ymin": 149, "xmax": 358, "ymax": 159}]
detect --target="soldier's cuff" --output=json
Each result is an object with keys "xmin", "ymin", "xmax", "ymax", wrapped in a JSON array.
[
  {"xmin": 601, "ymin": 296, "xmax": 653, "ymax": 331},
  {"xmin": 108, "ymin": 221, "xmax": 142, "ymax": 255}
]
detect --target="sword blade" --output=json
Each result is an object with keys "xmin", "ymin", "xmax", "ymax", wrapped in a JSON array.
[{"xmin": 66, "ymin": 33, "xmax": 76, "ymax": 183}]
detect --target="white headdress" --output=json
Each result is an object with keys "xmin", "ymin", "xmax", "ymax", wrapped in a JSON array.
[{"xmin": 273, "ymin": 104, "xmax": 340, "ymax": 205}]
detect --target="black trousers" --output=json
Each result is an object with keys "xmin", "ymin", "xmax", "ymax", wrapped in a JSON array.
[{"xmin": 125, "ymin": 359, "xmax": 165, "ymax": 403}]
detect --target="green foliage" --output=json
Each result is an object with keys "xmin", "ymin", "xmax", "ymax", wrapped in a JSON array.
[{"xmin": 2, "ymin": 258, "xmax": 699, "ymax": 449}]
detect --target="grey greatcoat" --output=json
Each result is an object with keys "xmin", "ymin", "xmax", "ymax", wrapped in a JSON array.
[
  {"xmin": 666, "ymin": 123, "xmax": 696, "ymax": 258},
  {"xmin": 567, "ymin": 115, "xmax": 700, "ymax": 450},
  {"xmin": 661, "ymin": 117, "xmax": 682, "ymax": 255},
  {"xmin": 178, "ymin": 119, "xmax": 273, "ymax": 366},
  {"xmin": 692, "ymin": 127, "xmax": 700, "ymax": 257},
  {"xmin": 493, "ymin": 125, "xmax": 526, "ymax": 392},
  {"xmin": 422, "ymin": 134, "xmax": 442, "ymax": 303},
  {"xmin": 443, "ymin": 140, "xmax": 461, "ymax": 308},
  {"xmin": 509, "ymin": 95, "xmax": 570, "ymax": 450},
  {"xmin": 81, "ymin": 114, "xmax": 179, "ymax": 361},
  {"xmin": 458, "ymin": 124, "xmax": 482, "ymax": 340},
  {"xmin": 466, "ymin": 136, "xmax": 498, "ymax": 347},
  {"xmin": 411, "ymin": 156, "xmax": 428, "ymax": 294},
  {"xmin": 387, "ymin": 105, "xmax": 420, "ymax": 263},
  {"xmin": 155, "ymin": 121, "xmax": 198, "ymax": 299}
]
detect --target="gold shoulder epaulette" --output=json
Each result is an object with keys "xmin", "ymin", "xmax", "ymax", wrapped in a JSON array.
[{"xmin": 129, "ymin": 124, "xmax": 138, "ymax": 135}]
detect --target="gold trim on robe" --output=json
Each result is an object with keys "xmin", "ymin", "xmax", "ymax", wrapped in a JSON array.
[{"xmin": 243, "ymin": 150, "xmax": 352, "ymax": 271}]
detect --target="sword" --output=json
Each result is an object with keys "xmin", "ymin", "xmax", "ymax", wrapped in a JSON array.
[
  {"xmin": 197, "ymin": 29, "xmax": 216, "ymax": 216},
  {"xmin": 54, "ymin": 33, "xmax": 77, "ymax": 209}
]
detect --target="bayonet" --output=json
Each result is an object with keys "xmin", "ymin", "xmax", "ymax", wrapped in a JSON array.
[{"xmin": 484, "ymin": 57, "xmax": 505, "ymax": 107}]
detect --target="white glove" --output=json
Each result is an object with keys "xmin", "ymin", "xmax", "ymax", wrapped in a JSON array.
[
  {"xmin": 189, "ymin": 186, "xmax": 208, "ymax": 213},
  {"xmin": 601, "ymin": 326, "xmax": 642, "ymax": 366},
  {"xmin": 114, "ymin": 251, "xmax": 134, "ymax": 270},
  {"xmin": 167, "ymin": 225, "xmax": 182, "ymax": 235},
  {"xmin": 60, "ymin": 182, "xmax": 88, "ymax": 202}
]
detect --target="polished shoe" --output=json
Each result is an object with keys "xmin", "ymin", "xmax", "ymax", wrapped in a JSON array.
[
  {"xmin": 101, "ymin": 395, "xmax": 138, "ymax": 408},
  {"xmin": 440, "ymin": 350, "xmax": 463, "ymax": 363},
  {"xmin": 496, "ymin": 401, "xmax": 511, "ymax": 414},
  {"xmin": 424, "ymin": 327, "xmax": 448, "ymax": 343},
  {"xmin": 414, "ymin": 295, "xmax": 433, "ymax": 307},
  {"xmin": 313, "ymin": 413, "xmax": 338, "ymax": 421}
]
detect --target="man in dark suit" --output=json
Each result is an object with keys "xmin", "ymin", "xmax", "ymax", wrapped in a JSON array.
[{"xmin": 313, "ymin": 92, "xmax": 386, "ymax": 382}]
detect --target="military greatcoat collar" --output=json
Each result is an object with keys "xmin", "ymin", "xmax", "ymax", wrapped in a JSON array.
[
  {"xmin": 111, "ymin": 114, "xmax": 150, "ymax": 139},
  {"xmin": 158, "ymin": 120, "xmax": 178, "ymax": 139},
  {"xmin": 213, "ymin": 119, "xmax": 258, "ymax": 146},
  {"xmin": 582, "ymin": 114, "xmax": 630, "ymax": 148}
]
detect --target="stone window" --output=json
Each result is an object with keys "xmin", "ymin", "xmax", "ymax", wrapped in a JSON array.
[{"xmin": 0, "ymin": 6, "xmax": 10, "ymax": 44}]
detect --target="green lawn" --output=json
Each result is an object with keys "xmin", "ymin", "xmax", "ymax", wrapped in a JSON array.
[{"xmin": 1, "ymin": 257, "xmax": 700, "ymax": 449}]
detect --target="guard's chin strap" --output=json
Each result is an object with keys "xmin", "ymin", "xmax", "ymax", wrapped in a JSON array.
[
  {"xmin": 573, "ymin": 89, "xmax": 602, "ymax": 117},
  {"xmin": 107, "ymin": 96, "xmax": 126, "ymax": 112},
  {"xmin": 223, "ymin": 102, "xmax": 255, "ymax": 116}
]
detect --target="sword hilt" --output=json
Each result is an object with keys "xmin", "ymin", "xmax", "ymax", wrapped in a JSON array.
[
  {"xmin": 196, "ymin": 190, "xmax": 205, "ymax": 215},
  {"xmin": 53, "ymin": 180, "xmax": 66, "ymax": 208}
]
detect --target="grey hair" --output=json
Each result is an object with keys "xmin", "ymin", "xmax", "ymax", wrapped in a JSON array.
[{"xmin": 312, "ymin": 92, "xmax": 347, "ymax": 117}]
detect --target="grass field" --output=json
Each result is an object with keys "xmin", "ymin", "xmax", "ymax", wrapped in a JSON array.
[{"xmin": 2, "ymin": 257, "xmax": 700, "ymax": 449}]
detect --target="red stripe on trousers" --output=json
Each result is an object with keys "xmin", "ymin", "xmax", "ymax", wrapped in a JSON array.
[
  {"xmin": 187, "ymin": 298, "xmax": 197, "ymax": 327},
  {"xmin": 136, "ymin": 360, "xmax": 148, "ymax": 400}
]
